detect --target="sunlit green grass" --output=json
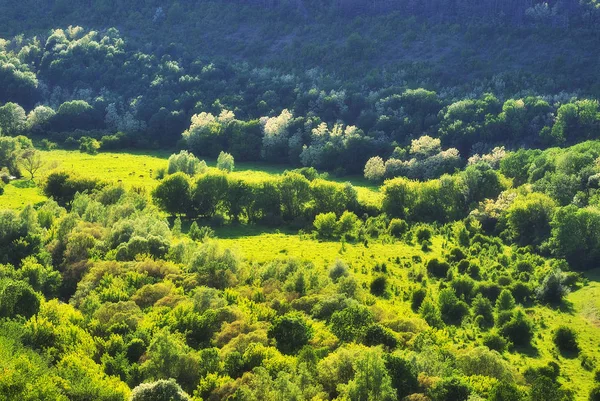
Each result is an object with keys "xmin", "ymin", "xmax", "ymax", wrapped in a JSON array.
[{"xmin": 0, "ymin": 149, "xmax": 382, "ymax": 209}]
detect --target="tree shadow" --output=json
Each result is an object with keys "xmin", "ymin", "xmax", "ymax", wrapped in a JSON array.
[
  {"xmin": 557, "ymin": 299, "xmax": 575, "ymax": 314},
  {"xmin": 558, "ymin": 348, "xmax": 580, "ymax": 359},
  {"xmin": 513, "ymin": 343, "xmax": 540, "ymax": 358}
]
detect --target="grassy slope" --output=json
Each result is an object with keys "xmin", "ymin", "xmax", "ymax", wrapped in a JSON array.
[
  {"xmin": 217, "ymin": 227, "xmax": 600, "ymax": 399},
  {"xmin": 0, "ymin": 149, "xmax": 381, "ymax": 210}
]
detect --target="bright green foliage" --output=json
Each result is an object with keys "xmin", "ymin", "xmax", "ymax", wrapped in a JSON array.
[
  {"xmin": 339, "ymin": 347, "xmax": 397, "ymax": 401},
  {"xmin": 330, "ymin": 305, "xmax": 374, "ymax": 342}
]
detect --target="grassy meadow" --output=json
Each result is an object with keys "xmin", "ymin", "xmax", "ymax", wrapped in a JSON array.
[{"xmin": 0, "ymin": 149, "xmax": 381, "ymax": 210}]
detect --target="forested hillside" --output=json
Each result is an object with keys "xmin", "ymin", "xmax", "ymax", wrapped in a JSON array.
[{"xmin": 2, "ymin": 1, "xmax": 600, "ymax": 401}]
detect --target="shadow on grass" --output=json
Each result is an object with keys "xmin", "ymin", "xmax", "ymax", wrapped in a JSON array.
[
  {"xmin": 11, "ymin": 179, "xmax": 37, "ymax": 188},
  {"xmin": 213, "ymin": 224, "xmax": 298, "ymax": 239},
  {"xmin": 557, "ymin": 299, "xmax": 576, "ymax": 314},
  {"xmin": 512, "ymin": 343, "xmax": 540, "ymax": 357},
  {"xmin": 558, "ymin": 348, "xmax": 580, "ymax": 359}
]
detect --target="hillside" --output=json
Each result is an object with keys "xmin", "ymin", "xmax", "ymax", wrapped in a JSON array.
[{"xmin": 3, "ymin": 1, "xmax": 600, "ymax": 401}]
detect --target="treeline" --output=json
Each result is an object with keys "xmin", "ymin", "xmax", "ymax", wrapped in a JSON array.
[{"xmin": 2, "ymin": 25, "xmax": 600, "ymax": 175}]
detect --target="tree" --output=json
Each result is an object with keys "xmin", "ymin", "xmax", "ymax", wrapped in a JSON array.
[
  {"xmin": 364, "ymin": 156, "xmax": 385, "ymax": 182},
  {"xmin": 339, "ymin": 347, "xmax": 397, "ymax": 401},
  {"xmin": 0, "ymin": 102, "xmax": 27, "ymax": 136},
  {"xmin": 536, "ymin": 269, "xmax": 569, "ymax": 304},
  {"xmin": 152, "ymin": 172, "xmax": 191, "ymax": 216},
  {"xmin": 131, "ymin": 379, "xmax": 191, "ymax": 401},
  {"xmin": 279, "ymin": 172, "xmax": 310, "ymax": 221},
  {"xmin": 268, "ymin": 313, "xmax": 313, "ymax": 354},
  {"xmin": 553, "ymin": 326, "xmax": 579, "ymax": 354},
  {"xmin": 168, "ymin": 150, "xmax": 205, "ymax": 175},
  {"xmin": 314, "ymin": 212, "xmax": 337, "ymax": 238},
  {"xmin": 19, "ymin": 148, "xmax": 43, "ymax": 180},
  {"xmin": 549, "ymin": 205, "xmax": 600, "ymax": 270},
  {"xmin": 505, "ymin": 193, "xmax": 556, "ymax": 247},
  {"xmin": 330, "ymin": 305, "xmax": 374, "ymax": 342},
  {"xmin": 216, "ymin": 151, "xmax": 234, "ymax": 172}
]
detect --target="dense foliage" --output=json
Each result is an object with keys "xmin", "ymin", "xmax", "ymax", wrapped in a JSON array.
[{"xmin": 2, "ymin": 1, "xmax": 600, "ymax": 400}]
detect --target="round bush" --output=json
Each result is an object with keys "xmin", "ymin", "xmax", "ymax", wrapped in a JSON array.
[
  {"xmin": 131, "ymin": 379, "xmax": 191, "ymax": 401},
  {"xmin": 370, "ymin": 275, "xmax": 387, "ymax": 297},
  {"xmin": 553, "ymin": 326, "xmax": 579, "ymax": 354}
]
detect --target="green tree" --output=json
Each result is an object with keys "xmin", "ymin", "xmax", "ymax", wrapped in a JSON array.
[
  {"xmin": 340, "ymin": 347, "xmax": 397, "ymax": 401},
  {"xmin": 131, "ymin": 379, "xmax": 191, "ymax": 401},
  {"xmin": 268, "ymin": 312, "xmax": 313, "ymax": 354},
  {"xmin": 152, "ymin": 172, "xmax": 191, "ymax": 216}
]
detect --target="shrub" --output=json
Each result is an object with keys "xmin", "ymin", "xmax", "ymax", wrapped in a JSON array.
[
  {"xmin": 553, "ymin": 326, "xmax": 579, "ymax": 354},
  {"xmin": 188, "ymin": 222, "xmax": 214, "ymax": 242},
  {"xmin": 0, "ymin": 279, "xmax": 40, "ymax": 318},
  {"xmin": 79, "ymin": 136, "xmax": 100, "ymax": 154},
  {"xmin": 472, "ymin": 294, "xmax": 494, "ymax": 327},
  {"xmin": 411, "ymin": 287, "xmax": 427, "ymax": 311},
  {"xmin": 500, "ymin": 310, "xmax": 533, "ymax": 347},
  {"xmin": 330, "ymin": 305, "xmax": 374, "ymax": 342},
  {"xmin": 329, "ymin": 260, "xmax": 349, "ymax": 283},
  {"xmin": 268, "ymin": 312, "xmax": 313, "ymax": 354},
  {"xmin": 314, "ymin": 212, "xmax": 338, "ymax": 239},
  {"xmin": 483, "ymin": 332, "xmax": 508, "ymax": 352},
  {"xmin": 168, "ymin": 150, "xmax": 206, "ymax": 175},
  {"xmin": 427, "ymin": 258, "xmax": 450, "ymax": 278},
  {"xmin": 216, "ymin": 151, "xmax": 234, "ymax": 172},
  {"xmin": 388, "ymin": 218, "xmax": 408, "ymax": 238},
  {"xmin": 536, "ymin": 269, "xmax": 569, "ymax": 304},
  {"xmin": 363, "ymin": 324, "xmax": 397, "ymax": 349},
  {"xmin": 438, "ymin": 288, "xmax": 469, "ymax": 325},
  {"xmin": 419, "ymin": 299, "xmax": 444, "ymax": 328},
  {"xmin": 415, "ymin": 226, "xmax": 433, "ymax": 243},
  {"xmin": 488, "ymin": 382, "xmax": 523, "ymax": 401},
  {"xmin": 370, "ymin": 276, "xmax": 388, "ymax": 297},
  {"xmin": 428, "ymin": 377, "xmax": 471, "ymax": 401},
  {"xmin": 131, "ymin": 379, "xmax": 191, "ymax": 401},
  {"xmin": 590, "ymin": 385, "xmax": 600, "ymax": 401},
  {"xmin": 364, "ymin": 156, "xmax": 385, "ymax": 182},
  {"xmin": 495, "ymin": 289, "xmax": 516, "ymax": 311}
]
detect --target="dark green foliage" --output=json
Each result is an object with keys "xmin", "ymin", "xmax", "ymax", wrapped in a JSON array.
[
  {"xmin": 488, "ymin": 382, "xmax": 524, "ymax": 401},
  {"xmin": 330, "ymin": 305, "xmax": 374, "ymax": 342},
  {"xmin": 590, "ymin": 385, "xmax": 600, "ymax": 401},
  {"xmin": 268, "ymin": 312, "xmax": 313, "ymax": 354},
  {"xmin": 553, "ymin": 326, "xmax": 579, "ymax": 354},
  {"xmin": 152, "ymin": 173, "xmax": 191, "ymax": 217},
  {"xmin": 384, "ymin": 354, "xmax": 419, "ymax": 400},
  {"xmin": 483, "ymin": 332, "xmax": 508, "ymax": 352},
  {"xmin": 43, "ymin": 171, "xmax": 104, "ymax": 206},
  {"xmin": 363, "ymin": 324, "xmax": 398, "ymax": 349},
  {"xmin": 427, "ymin": 258, "xmax": 450, "ymax": 278},
  {"xmin": 438, "ymin": 288, "xmax": 469, "ymax": 326},
  {"xmin": 0, "ymin": 278, "xmax": 40, "ymax": 318},
  {"xmin": 370, "ymin": 275, "xmax": 387, "ymax": 297},
  {"xmin": 428, "ymin": 377, "xmax": 471, "ymax": 401},
  {"xmin": 472, "ymin": 294, "xmax": 494, "ymax": 327},
  {"xmin": 411, "ymin": 287, "xmax": 427, "ymax": 311},
  {"xmin": 499, "ymin": 310, "xmax": 534, "ymax": 347}
]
